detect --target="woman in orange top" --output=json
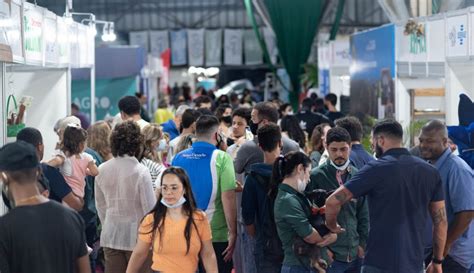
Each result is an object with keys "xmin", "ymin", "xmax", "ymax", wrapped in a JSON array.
[{"xmin": 126, "ymin": 167, "xmax": 218, "ymax": 273}]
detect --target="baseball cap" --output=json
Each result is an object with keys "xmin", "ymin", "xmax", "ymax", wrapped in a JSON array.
[{"xmin": 0, "ymin": 141, "xmax": 39, "ymax": 171}]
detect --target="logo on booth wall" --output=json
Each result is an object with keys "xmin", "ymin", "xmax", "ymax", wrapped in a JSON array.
[{"xmin": 449, "ymin": 25, "xmax": 467, "ymax": 47}]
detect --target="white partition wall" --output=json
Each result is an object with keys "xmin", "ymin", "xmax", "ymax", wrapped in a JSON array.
[{"xmin": 6, "ymin": 67, "xmax": 69, "ymax": 158}]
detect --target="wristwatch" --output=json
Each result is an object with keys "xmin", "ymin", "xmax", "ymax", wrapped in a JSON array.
[{"xmin": 432, "ymin": 257, "xmax": 444, "ymax": 264}]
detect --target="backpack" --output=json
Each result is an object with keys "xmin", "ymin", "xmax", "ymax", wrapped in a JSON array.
[{"xmin": 252, "ymin": 171, "xmax": 284, "ymax": 263}]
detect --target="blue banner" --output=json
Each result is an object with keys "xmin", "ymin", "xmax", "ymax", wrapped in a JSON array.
[
  {"xmin": 170, "ymin": 30, "xmax": 187, "ymax": 66},
  {"xmin": 72, "ymin": 76, "xmax": 137, "ymax": 121},
  {"xmin": 319, "ymin": 69, "xmax": 330, "ymax": 96},
  {"xmin": 350, "ymin": 24, "xmax": 395, "ymax": 118}
]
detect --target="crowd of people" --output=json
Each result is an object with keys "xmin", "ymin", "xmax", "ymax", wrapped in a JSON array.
[{"xmin": 0, "ymin": 89, "xmax": 473, "ymax": 273}]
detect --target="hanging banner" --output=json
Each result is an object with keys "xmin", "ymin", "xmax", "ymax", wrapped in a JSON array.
[
  {"xmin": 69, "ymin": 23, "xmax": 80, "ymax": 68},
  {"xmin": 24, "ymin": 2, "xmax": 44, "ymax": 64},
  {"xmin": 57, "ymin": 16, "xmax": 69, "ymax": 65},
  {"xmin": 160, "ymin": 48, "xmax": 170, "ymax": 93},
  {"xmin": 224, "ymin": 29, "xmax": 242, "ymax": 65},
  {"xmin": 262, "ymin": 27, "xmax": 277, "ymax": 64},
  {"xmin": 446, "ymin": 14, "xmax": 468, "ymax": 57},
  {"xmin": 44, "ymin": 11, "xmax": 58, "ymax": 65},
  {"xmin": 187, "ymin": 29, "xmax": 204, "ymax": 66},
  {"xmin": 0, "ymin": 0, "xmax": 12, "ymax": 62},
  {"xmin": 129, "ymin": 31, "xmax": 149, "ymax": 52},
  {"xmin": 244, "ymin": 29, "xmax": 262, "ymax": 65},
  {"xmin": 170, "ymin": 30, "xmax": 187, "ymax": 66},
  {"xmin": 205, "ymin": 29, "xmax": 222, "ymax": 66},
  {"xmin": 331, "ymin": 39, "xmax": 350, "ymax": 67},
  {"xmin": 150, "ymin": 30, "xmax": 169, "ymax": 57}
]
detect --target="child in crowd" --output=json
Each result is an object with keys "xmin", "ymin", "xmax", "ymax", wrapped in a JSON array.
[{"xmin": 48, "ymin": 124, "xmax": 99, "ymax": 198}]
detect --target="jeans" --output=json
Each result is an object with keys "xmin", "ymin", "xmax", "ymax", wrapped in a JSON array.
[
  {"xmin": 255, "ymin": 252, "xmax": 282, "ymax": 273},
  {"xmin": 327, "ymin": 259, "xmax": 362, "ymax": 273},
  {"xmin": 281, "ymin": 265, "xmax": 317, "ymax": 273},
  {"xmin": 443, "ymin": 255, "xmax": 469, "ymax": 273},
  {"xmin": 361, "ymin": 265, "xmax": 423, "ymax": 273}
]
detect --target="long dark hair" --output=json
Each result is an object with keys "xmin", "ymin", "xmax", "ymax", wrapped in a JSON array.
[
  {"xmin": 270, "ymin": 151, "xmax": 311, "ymax": 198},
  {"xmin": 141, "ymin": 167, "xmax": 201, "ymax": 254},
  {"xmin": 280, "ymin": 115, "xmax": 306, "ymax": 149},
  {"xmin": 62, "ymin": 125, "xmax": 87, "ymax": 155}
]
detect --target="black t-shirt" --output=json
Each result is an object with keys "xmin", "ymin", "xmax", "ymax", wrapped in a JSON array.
[
  {"xmin": 0, "ymin": 201, "xmax": 87, "ymax": 273},
  {"xmin": 345, "ymin": 148, "xmax": 444, "ymax": 273},
  {"xmin": 41, "ymin": 163, "xmax": 72, "ymax": 202},
  {"xmin": 295, "ymin": 110, "xmax": 332, "ymax": 137},
  {"xmin": 326, "ymin": 111, "xmax": 344, "ymax": 122}
]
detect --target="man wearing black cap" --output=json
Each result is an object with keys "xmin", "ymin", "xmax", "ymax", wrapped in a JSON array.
[
  {"xmin": 12, "ymin": 127, "xmax": 84, "ymax": 210},
  {"xmin": 0, "ymin": 141, "xmax": 91, "ymax": 273}
]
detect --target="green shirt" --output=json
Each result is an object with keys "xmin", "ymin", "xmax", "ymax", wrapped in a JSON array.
[
  {"xmin": 308, "ymin": 162, "xmax": 369, "ymax": 263},
  {"xmin": 274, "ymin": 183, "xmax": 313, "ymax": 267}
]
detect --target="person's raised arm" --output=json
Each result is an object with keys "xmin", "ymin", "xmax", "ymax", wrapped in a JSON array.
[{"xmin": 325, "ymin": 186, "xmax": 353, "ymax": 233}]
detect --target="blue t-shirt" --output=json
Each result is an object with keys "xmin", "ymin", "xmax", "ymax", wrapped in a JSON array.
[
  {"xmin": 41, "ymin": 163, "xmax": 72, "ymax": 203},
  {"xmin": 161, "ymin": 120, "xmax": 179, "ymax": 140},
  {"xmin": 345, "ymin": 148, "xmax": 444, "ymax": 273},
  {"xmin": 349, "ymin": 144, "xmax": 374, "ymax": 169},
  {"xmin": 433, "ymin": 149, "xmax": 474, "ymax": 268}
]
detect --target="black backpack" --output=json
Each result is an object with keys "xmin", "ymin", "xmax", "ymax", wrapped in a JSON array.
[{"xmin": 252, "ymin": 171, "xmax": 284, "ymax": 263}]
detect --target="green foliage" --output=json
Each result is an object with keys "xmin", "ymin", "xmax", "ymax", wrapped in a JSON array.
[
  {"xmin": 404, "ymin": 119, "xmax": 428, "ymax": 147},
  {"xmin": 301, "ymin": 63, "xmax": 318, "ymax": 89}
]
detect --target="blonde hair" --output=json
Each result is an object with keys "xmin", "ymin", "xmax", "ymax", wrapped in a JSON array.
[
  {"xmin": 142, "ymin": 123, "xmax": 163, "ymax": 162},
  {"xmin": 87, "ymin": 121, "xmax": 112, "ymax": 160}
]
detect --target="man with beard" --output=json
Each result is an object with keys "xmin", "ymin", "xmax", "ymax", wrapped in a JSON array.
[
  {"xmin": 419, "ymin": 120, "xmax": 474, "ymax": 273},
  {"xmin": 307, "ymin": 127, "xmax": 369, "ymax": 273},
  {"xmin": 325, "ymin": 119, "xmax": 447, "ymax": 273}
]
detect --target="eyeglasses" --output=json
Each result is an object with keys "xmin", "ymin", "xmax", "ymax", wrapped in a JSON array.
[{"xmin": 161, "ymin": 185, "xmax": 181, "ymax": 193}]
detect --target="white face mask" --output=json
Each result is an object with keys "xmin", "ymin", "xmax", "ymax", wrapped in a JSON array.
[
  {"xmin": 156, "ymin": 139, "xmax": 167, "ymax": 152},
  {"xmin": 330, "ymin": 159, "xmax": 351, "ymax": 171},
  {"xmin": 297, "ymin": 178, "xmax": 307, "ymax": 193},
  {"xmin": 287, "ymin": 110, "xmax": 294, "ymax": 115},
  {"xmin": 160, "ymin": 196, "xmax": 187, "ymax": 209}
]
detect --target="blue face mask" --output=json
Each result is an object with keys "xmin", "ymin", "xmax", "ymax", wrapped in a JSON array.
[{"xmin": 160, "ymin": 196, "xmax": 187, "ymax": 209}]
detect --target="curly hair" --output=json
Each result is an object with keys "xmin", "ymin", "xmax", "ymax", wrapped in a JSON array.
[
  {"xmin": 87, "ymin": 121, "xmax": 112, "ymax": 160},
  {"xmin": 110, "ymin": 121, "xmax": 143, "ymax": 157},
  {"xmin": 142, "ymin": 124, "xmax": 163, "ymax": 162},
  {"xmin": 62, "ymin": 126, "xmax": 87, "ymax": 156}
]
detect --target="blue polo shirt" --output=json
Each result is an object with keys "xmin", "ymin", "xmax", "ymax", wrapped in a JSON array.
[
  {"xmin": 345, "ymin": 148, "xmax": 444, "ymax": 273},
  {"xmin": 172, "ymin": 141, "xmax": 236, "ymax": 242},
  {"xmin": 349, "ymin": 144, "xmax": 374, "ymax": 169},
  {"xmin": 161, "ymin": 119, "xmax": 179, "ymax": 140},
  {"xmin": 433, "ymin": 148, "xmax": 474, "ymax": 269}
]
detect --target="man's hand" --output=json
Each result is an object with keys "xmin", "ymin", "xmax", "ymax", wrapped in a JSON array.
[
  {"xmin": 222, "ymin": 232, "xmax": 236, "ymax": 262},
  {"xmin": 426, "ymin": 262, "xmax": 442, "ymax": 273},
  {"xmin": 357, "ymin": 246, "xmax": 365, "ymax": 258},
  {"xmin": 235, "ymin": 181, "xmax": 243, "ymax": 193},
  {"xmin": 316, "ymin": 233, "xmax": 337, "ymax": 247},
  {"xmin": 325, "ymin": 221, "xmax": 345, "ymax": 234}
]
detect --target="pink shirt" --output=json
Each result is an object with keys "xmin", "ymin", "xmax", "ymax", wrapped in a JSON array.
[{"xmin": 57, "ymin": 152, "xmax": 94, "ymax": 197}]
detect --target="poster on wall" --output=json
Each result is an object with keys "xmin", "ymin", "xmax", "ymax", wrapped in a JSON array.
[
  {"xmin": 24, "ymin": 2, "xmax": 44, "ymax": 64},
  {"xmin": 0, "ymin": 0, "xmax": 12, "ymax": 62},
  {"xmin": 205, "ymin": 29, "xmax": 222, "ymax": 66},
  {"xmin": 331, "ymin": 40, "xmax": 350, "ymax": 67},
  {"xmin": 8, "ymin": 0, "xmax": 22, "ymax": 61},
  {"xmin": 149, "ymin": 30, "xmax": 169, "ymax": 57},
  {"xmin": 244, "ymin": 29, "xmax": 262, "ymax": 65},
  {"xmin": 224, "ymin": 29, "xmax": 242, "ymax": 65},
  {"xmin": 129, "ymin": 31, "xmax": 149, "ymax": 52},
  {"xmin": 57, "ymin": 16, "xmax": 69, "ymax": 65},
  {"xmin": 446, "ymin": 14, "xmax": 468, "ymax": 57},
  {"xmin": 187, "ymin": 29, "xmax": 204, "ymax": 66},
  {"xmin": 350, "ymin": 24, "xmax": 395, "ymax": 119},
  {"xmin": 72, "ymin": 76, "xmax": 137, "ymax": 121},
  {"xmin": 44, "ymin": 11, "xmax": 58, "ymax": 65},
  {"xmin": 170, "ymin": 30, "xmax": 187, "ymax": 66}
]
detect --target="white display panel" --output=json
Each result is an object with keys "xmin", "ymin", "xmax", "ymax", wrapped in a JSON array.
[
  {"xmin": 23, "ymin": 2, "xmax": 44, "ymax": 64},
  {"xmin": 446, "ymin": 14, "xmax": 469, "ymax": 57}
]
